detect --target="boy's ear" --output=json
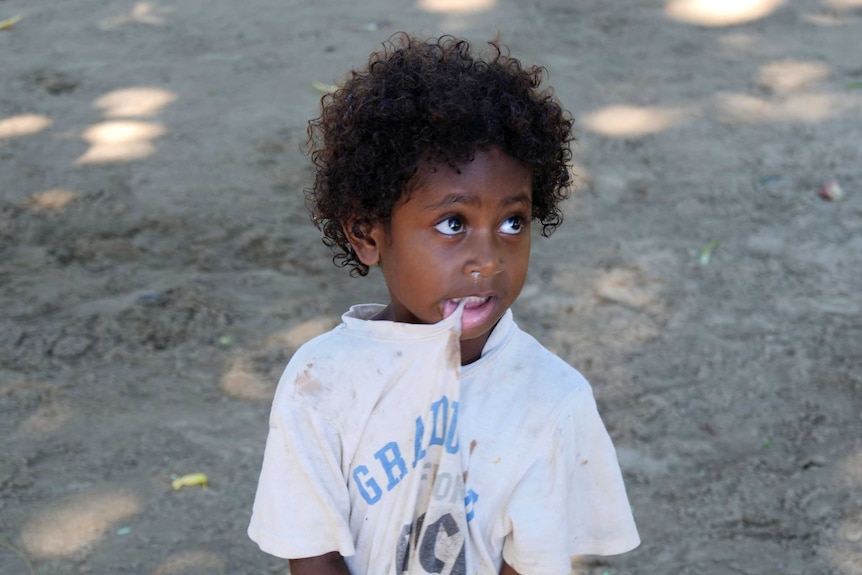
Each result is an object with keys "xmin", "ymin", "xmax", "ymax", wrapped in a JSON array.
[{"xmin": 343, "ymin": 218, "xmax": 384, "ymax": 267}]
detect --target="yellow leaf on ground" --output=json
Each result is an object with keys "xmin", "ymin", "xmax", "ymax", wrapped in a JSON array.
[{"xmin": 0, "ymin": 15, "xmax": 23, "ymax": 30}]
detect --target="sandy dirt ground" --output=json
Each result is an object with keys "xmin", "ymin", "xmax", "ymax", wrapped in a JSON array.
[{"xmin": 2, "ymin": 0, "xmax": 862, "ymax": 573}]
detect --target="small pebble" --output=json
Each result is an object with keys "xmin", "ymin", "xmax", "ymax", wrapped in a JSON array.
[
  {"xmin": 841, "ymin": 520, "xmax": 862, "ymax": 543},
  {"xmin": 818, "ymin": 180, "xmax": 845, "ymax": 202}
]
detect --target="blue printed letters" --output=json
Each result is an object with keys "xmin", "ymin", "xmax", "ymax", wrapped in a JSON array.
[{"xmin": 354, "ymin": 395, "xmax": 461, "ymax": 506}]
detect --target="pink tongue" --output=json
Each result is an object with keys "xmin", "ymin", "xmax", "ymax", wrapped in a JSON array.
[{"xmin": 442, "ymin": 299, "xmax": 459, "ymax": 318}]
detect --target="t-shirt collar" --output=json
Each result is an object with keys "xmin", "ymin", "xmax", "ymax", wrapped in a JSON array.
[{"xmin": 340, "ymin": 304, "xmax": 514, "ymax": 360}]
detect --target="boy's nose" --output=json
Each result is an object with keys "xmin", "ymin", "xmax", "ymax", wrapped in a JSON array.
[{"xmin": 463, "ymin": 235, "xmax": 504, "ymax": 278}]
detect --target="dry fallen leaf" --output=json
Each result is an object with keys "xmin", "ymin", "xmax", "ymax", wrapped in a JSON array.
[
  {"xmin": 0, "ymin": 14, "xmax": 23, "ymax": 30},
  {"xmin": 312, "ymin": 80, "xmax": 338, "ymax": 93}
]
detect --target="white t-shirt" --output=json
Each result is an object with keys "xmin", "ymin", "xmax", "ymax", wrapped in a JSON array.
[{"xmin": 248, "ymin": 305, "xmax": 639, "ymax": 575}]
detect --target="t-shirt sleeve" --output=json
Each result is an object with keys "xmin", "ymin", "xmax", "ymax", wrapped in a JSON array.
[
  {"xmin": 502, "ymin": 385, "xmax": 640, "ymax": 573},
  {"xmin": 247, "ymin": 392, "xmax": 355, "ymax": 559}
]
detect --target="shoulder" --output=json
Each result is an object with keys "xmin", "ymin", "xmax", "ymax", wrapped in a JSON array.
[
  {"xmin": 271, "ymin": 318, "xmax": 441, "ymax": 421},
  {"xmin": 462, "ymin": 321, "xmax": 597, "ymax": 443},
  {"xmin": 494, "ymin": 322, "xmax": 592, "ymax": 403},
  {"xmin": 270, "ymin": 324, "xmax": 370, "ymax": 417}
]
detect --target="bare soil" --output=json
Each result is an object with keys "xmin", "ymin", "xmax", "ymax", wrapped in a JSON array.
[{"xmin": 2, "ymin": 1, "xmax": 861, "ymax": 574}]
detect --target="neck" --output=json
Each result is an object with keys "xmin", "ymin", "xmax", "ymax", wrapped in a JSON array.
[{"xmin": 459, "ymin": 332, "xmax": 491, "ymax": 365}]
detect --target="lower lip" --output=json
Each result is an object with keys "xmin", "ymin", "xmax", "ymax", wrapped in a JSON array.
[{"xmin": 444, "ymin": 297, "xmax": 497, "ymax": 331}]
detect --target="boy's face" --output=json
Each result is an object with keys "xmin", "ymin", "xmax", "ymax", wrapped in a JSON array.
[{"xmin": 351, "ymin": 147, "xmax": 532, "ymax": 364}]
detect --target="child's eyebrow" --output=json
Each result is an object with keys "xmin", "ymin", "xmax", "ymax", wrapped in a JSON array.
[{"xmin": 423, "ymin": 193, "xmax": 531, "ymax": 211}]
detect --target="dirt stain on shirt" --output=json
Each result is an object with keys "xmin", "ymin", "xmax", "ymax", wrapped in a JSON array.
[
  {"xmin": 464, "ymin": 439, "xmax": 478, "ymax": 483},
  {"xmin": 294, "ymin": 363, "xmax": 320, "ymax": 394},
  {"xmin": 446, "ymin": 331, "xmax": 461, "ymax": 370}
]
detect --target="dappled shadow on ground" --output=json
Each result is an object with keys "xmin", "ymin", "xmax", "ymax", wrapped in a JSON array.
[{"xmin": 1, "ymin": 0, "xmax": 860, "ymax": 573}]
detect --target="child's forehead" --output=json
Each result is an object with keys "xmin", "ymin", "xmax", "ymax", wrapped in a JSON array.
[
  {"xmin": 396, "ymin": 156, "xmax": 465, "ymax": 203},
  {"xmin": 398, "ymin": 147, "xmax": 532, "ymax": 205},
  {"xmin": 409, "ymin": 158, "xmax": 463, "ymax": 186}
]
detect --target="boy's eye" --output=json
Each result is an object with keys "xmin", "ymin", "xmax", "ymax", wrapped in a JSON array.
[
  {"xmin": 434, "ymin": 217, "xmax": 465, "ymax": 236},
  {"xmin": 499, "ymin": 216, "xmax": 525, "ymax": 235}
]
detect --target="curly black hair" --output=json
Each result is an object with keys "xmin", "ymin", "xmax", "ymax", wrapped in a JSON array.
[{"xmin": 307, "ymin": 33, "xmax": 575, "ymax": 276}]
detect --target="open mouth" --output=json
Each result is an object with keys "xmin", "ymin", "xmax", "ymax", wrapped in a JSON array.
[
  {"xmin": 459, "ymin": 295, "xmax": 492, "ymax": 309},
  {"xmin": 443, "ymin": 295, "xmax": 494, "ymax": 324}
]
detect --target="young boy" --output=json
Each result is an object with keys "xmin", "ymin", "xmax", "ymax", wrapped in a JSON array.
[{"xmin": 248, "ymin": 34, "xmax": 639, "ymax": 575}]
